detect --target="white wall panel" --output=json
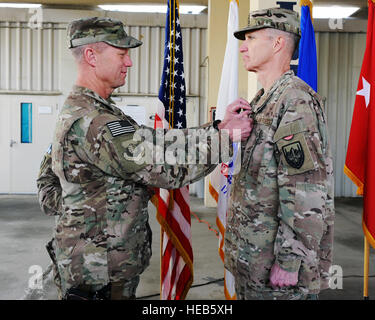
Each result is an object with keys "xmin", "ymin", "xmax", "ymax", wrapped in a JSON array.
[
  {"xmin": 115, "ymin": 24, "xmax": 207, "ymax": 98},
  {"xmin": 316, "ymin": 32, "xmax": 366, "ymax": 197},
  {"xmin": 0, "ymin": 21, "xmax": 62, "ymax": 93},
  {"xmin": 0, "ymin": 20, "xmax": 207, "ymax": 96}
]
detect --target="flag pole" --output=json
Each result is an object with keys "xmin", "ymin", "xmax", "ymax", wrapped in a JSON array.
[{"xmin": 364, "ymin": 236, "xmax": 370, "ymax": 300}]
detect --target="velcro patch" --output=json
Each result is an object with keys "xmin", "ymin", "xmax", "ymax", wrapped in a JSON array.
[
  {"xmin": 255, "ymin": 115, "xmax": 273, "ymax": 127},
  {"xmin": 107, "ymin": 120, "xmax": 136, "ymax": 137},
  {"xmin": 282, "ymin": 141, "xmax": 304, "ymax": 169},
  {"xmin": 283, "ymin": 135, "xmax": 294, "ymax": 141}
]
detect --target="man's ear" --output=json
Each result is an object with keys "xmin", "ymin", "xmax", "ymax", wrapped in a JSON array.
[
  {"xmin": 83, "ymin": 47, "xmax": 97, "ymax": 67},
  {"xmin": 273, "ymin": 36, "xmax": 285, "ymax": 54}
]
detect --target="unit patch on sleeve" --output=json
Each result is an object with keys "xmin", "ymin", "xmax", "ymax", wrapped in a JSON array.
[
  {"xmin": 106, "ymin": 120, "xmax": 136, "ymax": 137},
  {"xmin": 274, "ymin": 120, "xmax": 316, "ymax": 175},
  {"xmin": 282, "ymin": 141, "xmax": 304, "ymax": 169}
]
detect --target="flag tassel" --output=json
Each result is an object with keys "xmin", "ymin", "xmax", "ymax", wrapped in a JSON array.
[{"xmin": 364, "ymin": 236, "xmax": 370, "ymax": 300}]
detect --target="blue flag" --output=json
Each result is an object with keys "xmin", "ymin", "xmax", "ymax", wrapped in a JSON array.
[
  {"xmin": 158, "ymin": 0, "xmax": 186, "ymax": 129},
  {"xmin": 297, "ymin": 5, "xmax": 317, "ymax": 92}
]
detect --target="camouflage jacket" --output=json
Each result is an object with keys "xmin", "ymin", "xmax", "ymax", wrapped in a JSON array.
[
  {"xmin": 37, "ymin": 144, "xmax": 62, "ymax": 216},
  {"xmin": 224, "ymin": 71, "xmax": 334, "ymax": 298},
  {"xmin": 49, "ymin": 85, "xmax": 219, "ymax": 293}
]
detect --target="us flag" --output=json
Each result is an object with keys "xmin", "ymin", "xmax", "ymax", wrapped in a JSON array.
[
  {"xmin": 152, "ymin": 0, "xmax": 193, "ymax": 300},
  {"xmin": 159, "ymin": 0, "xmax": 186, "ymax": 129}
]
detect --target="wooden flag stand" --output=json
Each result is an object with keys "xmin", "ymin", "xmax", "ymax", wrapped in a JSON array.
[{"xmin": 364, "ymin": 237, "xmax": 370, "ymax": 300}]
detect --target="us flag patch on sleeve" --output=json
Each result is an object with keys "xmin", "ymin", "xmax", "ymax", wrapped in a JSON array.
[{"xmin": 106, "ymin": 120, "xmax": 136, "ymax": 137}]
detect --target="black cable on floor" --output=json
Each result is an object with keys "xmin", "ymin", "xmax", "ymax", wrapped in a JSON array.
[{"xmin": 136, "ymin": 277, "xmax": 224, "ymax": 299}]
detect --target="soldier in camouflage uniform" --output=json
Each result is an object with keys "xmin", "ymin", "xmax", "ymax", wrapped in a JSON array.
[
  {"xmin": 224, "ymin": 8, "xmax": 335, "ymax": 300},
  {"xmin": 38, "ymin": 145, "xmax": 62, "ymax": 217},
  {"xmin": 37, "ymin": 17, "xmax": 252, "ymax": 300}
]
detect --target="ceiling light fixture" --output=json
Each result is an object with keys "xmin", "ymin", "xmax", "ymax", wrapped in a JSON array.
[
  {"xmin": 313, "ymin": 6, "xmax": 360, "ymax": 19},
  {"xmin": 0, "ymin": 3, "xmax": 41, "ymax": 8}
]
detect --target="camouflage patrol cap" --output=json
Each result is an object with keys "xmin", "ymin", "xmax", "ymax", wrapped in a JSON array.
[
  {"xmin": 67, "ymin": 17, "xmax": 142, "ymax": 49},
  {"xmin": 234, "ymin": 7, "xmax": 301, "ymax": 40}
]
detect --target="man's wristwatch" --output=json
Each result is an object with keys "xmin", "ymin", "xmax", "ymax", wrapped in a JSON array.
[{"xmin": 213, "ymin": 119, "xmax": 222, "ymax": 131}]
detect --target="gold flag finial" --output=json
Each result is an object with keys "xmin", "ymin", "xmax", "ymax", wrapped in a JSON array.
[{"xmin": 300, "ymin": 0, "xmax": 313, "ymax": 23}]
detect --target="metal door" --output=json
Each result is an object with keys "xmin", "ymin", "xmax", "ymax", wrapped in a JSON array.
[{"xmin": 3, "ymin": 95, "xmax": 59, "ymax": 193}]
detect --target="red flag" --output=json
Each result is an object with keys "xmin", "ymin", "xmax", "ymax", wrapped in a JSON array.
[{"xmin": 345, "ymin": 0, "xmax": 375, "ymax": 248}]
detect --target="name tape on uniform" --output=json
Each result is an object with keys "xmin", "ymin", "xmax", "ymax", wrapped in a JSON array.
[{"xmin": 107, "ymin": 120, "xmax": 136, "ymax": 137}]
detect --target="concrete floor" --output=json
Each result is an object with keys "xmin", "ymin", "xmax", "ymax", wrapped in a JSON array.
[{"xmin": 0, "ymin": 194, "xmax": 374, "ymax": 300}]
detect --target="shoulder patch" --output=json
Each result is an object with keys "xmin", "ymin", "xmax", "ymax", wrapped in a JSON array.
[
  {"xmin": 282, "ymin": 141, "xmax": 304, "ymax": 169},
  {"xmin": 106, "ymin": 120, "xmax": 136, "ymax": 137},
  {"xmin": 274, "ymin": 121, "xmax": 316, "ymax": 175}
]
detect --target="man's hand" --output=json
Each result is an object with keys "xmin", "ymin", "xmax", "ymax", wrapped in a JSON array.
[
  {"xmin": 218, "ymin": 98, "xmax": 253, "ymax": 142},
  {"xmin": 222, "ymin": 98, "xmax": 251, "ymax": 124},
  {"xmin": 269, "ymin": 264, "xmax": 298, "ymax": 289},
  {"xmin": 218, "ymin": 115, "xmax": 253, "ymax": 142}
]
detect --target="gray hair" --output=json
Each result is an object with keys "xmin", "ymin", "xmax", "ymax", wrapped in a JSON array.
[
  {"xmin": 266, "ymin": 28, "xmax": 299, "ymax": 59},
  {"xmin": 70, "ymin": 42, "xmax": 109, "ymax": 63}
]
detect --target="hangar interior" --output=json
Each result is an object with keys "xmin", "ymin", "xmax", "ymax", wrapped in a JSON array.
[
  {"xmin": 0, "ymin": 0, "xmax": 369, "ymax": 198},
  {"xmin": 1, "ymin": 0, "xmax": 375, "ymax": 301}
]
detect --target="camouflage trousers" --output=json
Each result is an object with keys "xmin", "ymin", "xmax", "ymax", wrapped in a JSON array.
[
  {"xmin": 110, "ymin": 276, "xmax": 140, "ymax": 300},
  {"xmin": 46, "ymin": 239, "xmax": 63, "ymax": 299},
  {"xmin": 73, "ymin": 276, "xmax": 140, "ymax": 300},
  {"xmin": 234, "ymin": 279, "xmax": 309, "ymax": 300},
  {"xmin": 47, "ymin": 239, "xmax": 140, "ymax": 300}
]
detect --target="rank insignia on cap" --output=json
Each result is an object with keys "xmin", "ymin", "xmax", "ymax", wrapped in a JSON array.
[
  {"xmin": 107, "ymin": 120, "xmax": 136, "ymax": 137},
  {"xmin": 282, "ymin": 141, "xmax": 304, "ymax": 169}
]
